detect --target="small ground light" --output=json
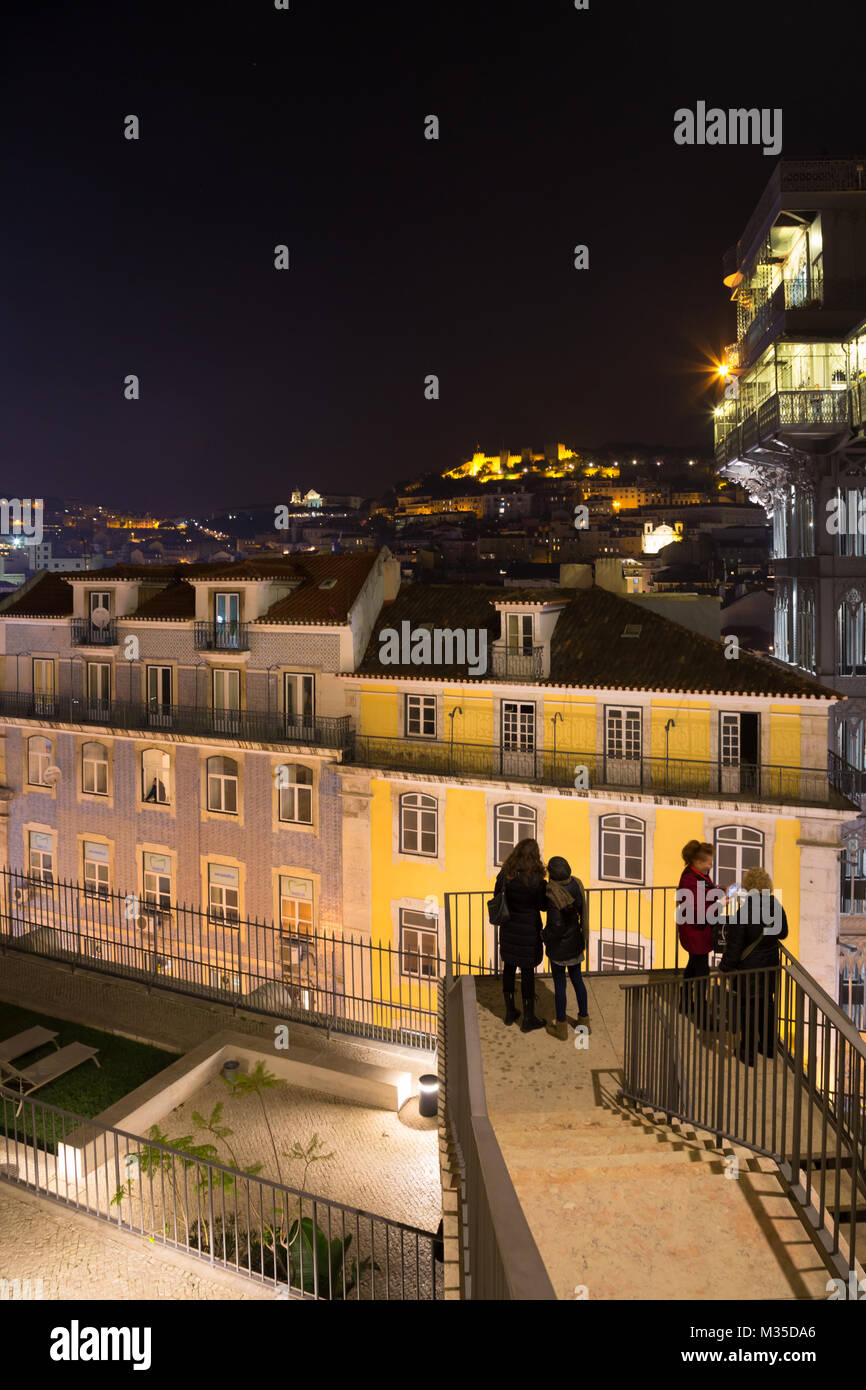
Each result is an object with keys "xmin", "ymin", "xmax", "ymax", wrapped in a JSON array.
[{"xmin": 418, "ymin": 1074, "xmax": 439, "ymax": 1117}]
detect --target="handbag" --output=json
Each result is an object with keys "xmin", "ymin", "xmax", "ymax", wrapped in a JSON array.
[{"xmin": 487, "ymin": 886, "xmax": 510, "ymax": 926}]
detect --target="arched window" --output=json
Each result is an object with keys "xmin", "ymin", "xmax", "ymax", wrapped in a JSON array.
[
  {"xmin": 494, "ymin": 803, "xmax": 537, "ymax": 867},
  {"xmin": 207, "ymin": 756, "xmax": 239, "ymax": 814},
  {"xmin": 27, "ymin": 736, "xmax": 52, "ymax": 786},
  {"xmin": 600, "ymin": 814, "xmax": 645, "ymax": 884},
  {"xmin": 142, "ymin": 748, "xmax": 171, "ymax": 805},
  {"xmin": 714, "ymin": 825, "xmax": 764, "ymax": 890},
  {"xmin": 82, "ymin": 742, "xmax": 109, "ymax": 796},
  {"xmin": 400, "ymin": 792, "xmax": 438, "ymax": 856},
  {"xmin": 277, "ymin": 764, "xmax": 313, "ymax": 824}
]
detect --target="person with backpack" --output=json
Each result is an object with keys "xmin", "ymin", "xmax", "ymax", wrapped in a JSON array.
[
  {"xmin": 490, "ymin": 837, "xmax": 547, "ymax": 1033},
  {"xmin": 542, "ymin": 856, "xmax": 590, "ymax": 1042}
]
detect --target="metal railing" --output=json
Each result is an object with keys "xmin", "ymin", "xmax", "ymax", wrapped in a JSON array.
[
  {"xmin": 444, "ymin": 886, "xmax": 685, "ymax": 977},
  {"xmin": 0, "ymin": 869, "xmax": 439, "ymax": 1050},
  {"xmin": 0, "ymin": 1087, "xmax": 440, "ymax": 1299},
  {"xmin": 490, "ymin": 646, "xmax": 544, "ymax": 681},
  {"xmin": 70, "ymin": 618, "xmax": 118, "ymax": 647},
  {"xmin": 350, "ymin": 736, "xmax": 840, "ymax": 806},
  {"xmin": 0, "ymin": 690, "xmax": 352, "ymax": 749},
  {"xmin": 194, "ymin": 620, "xmax": 250, "ymax": 652},
  {"xmin": 620, "ymin": 949, "xmax": 866, "ymax": 1279},
  {"xmin": 442, "ymin": 914, "xmax": 556, "ymax": 1299}
]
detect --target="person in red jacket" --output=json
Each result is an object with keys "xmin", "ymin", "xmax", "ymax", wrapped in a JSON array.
[{"xmin": 677, "ymin": 839, "xmax": 719, "ymax": 1024}]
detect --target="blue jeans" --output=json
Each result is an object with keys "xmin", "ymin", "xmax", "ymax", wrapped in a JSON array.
[{"xmin": 551, "ymin": 961, "xmax": 587, "ymax": 1020}]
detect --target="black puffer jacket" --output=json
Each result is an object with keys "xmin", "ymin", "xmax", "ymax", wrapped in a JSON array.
[
  {"xmin": 542, "ymin": 877, "xmax": 586, "ymax": 964},
  {"xmin": 719, "ymin": 895, "xmax": 788, "ymax": 972},
  {"xmin": 494, "ymin": 870, "xmax": 546, "ymax": 969}
]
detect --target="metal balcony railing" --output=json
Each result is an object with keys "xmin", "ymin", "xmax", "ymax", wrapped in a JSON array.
[
  {"xmin": 70, "ymin": 618, "xmax": 118, "ymax": 647},
  {"xmin": 349, "ymin": 736, "xmax": 844, "ymax": 806},
  {"xmin": 490, "ymin": 645, "xmax": 543, "ymax": 681},
  {"xmin": 194, "ymin": 620, "xmax": 250, "ymax": 651},
  {"xmin": 778, "ymin": 389, "xmax": 850, "ymax": 428},
  {"xmin": 0, "ymin": 690, "xmax": 352, "ymax": 749}
]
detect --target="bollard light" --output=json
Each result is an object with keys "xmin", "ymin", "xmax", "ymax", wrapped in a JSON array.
[{"xmin": 418, "ymin": 1074, "xmax": 439, "ymax": 1118}]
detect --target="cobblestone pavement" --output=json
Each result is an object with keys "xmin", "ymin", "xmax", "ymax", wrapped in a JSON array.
[
  {"xmin": 163, "ymin": 1081, "xmax": 440, "ymax": 1230},
  {"xmin": 0, "ymin": 1182, "xmax": 276, "ymax": 1300}
]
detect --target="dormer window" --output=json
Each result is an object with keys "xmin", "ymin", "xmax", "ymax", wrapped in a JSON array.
[
  {"xmin": 89, "ymin": 590, "xmax": 111, "ymax": 619},
  {"xmin": 215, "ymin": 592, "xmax": 240, "ymax": 627}
]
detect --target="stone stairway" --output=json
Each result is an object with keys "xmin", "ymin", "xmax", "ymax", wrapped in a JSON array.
[{"xmin": 474, "ymin": 973, "xmax": 853, "ymax": 1301}]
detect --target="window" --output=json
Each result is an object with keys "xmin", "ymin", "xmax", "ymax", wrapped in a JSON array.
[
  {"xmin": 207, "ymin": 756, "xmax": 239, "ymax": 814},
  {"xmin": 606, "ymin": 706, "xmax": 642, "ymax": 760},
  {"xmin": 793, "ymin": 581, "xmax": 816, "ymax": 674},
  {"xmin": 82, "ymin": 741, "xmax": 109, "ymax": 795},
  {"xmin": 277, "ymin": 764, "xmax": 313, "ymax": 824},
  {"xmin": 142, "ymin": 748, "xmax": 171, "ymax": 804},
  {"xmin": 143, "ymin": 852, "xmax": 172, "ymax": 912},
  {"xmin": 32, "ymin": 659, "xmax": 55, "ymax": 712},
  {"xmin": 506, "ymin": 613, "xmax": 533, "ymax": 654},
  {"xmin": 400, "ymin": 792, "xmax": 438, "ymax": 856},
  {"xmin": 405, "ymin": 694, "xmax": 436, "ymax": 739},
  {"xmin": 837, "ymin": 597, "xmax": 866, "ymax": 677},
  {"xmin": 494, "ymin": 803, "xmax": 537, "ymax": 867},
  {"xmin": 599, "ymin": 941, "xmax": 645, "ymax": 972},
  {"xmin": 834, "ymin": 488, "xmax": 866, "ymax": 559},
  {"xmin": 284, "ymin": 673, "xmax": 315, "ymax": 730},
  {"xmin": 600, "ymin": 814, "xmax": 645, "ymax": 884},
  {"xmin": 279, "ymin": 875, "xmax": 314, "ymax": 934},
  {"xmin": 714, "ymin": 825, "xmax": 763, "ymax": 890},
  {"xmin": 774, "ymin": 585, "xmax": 790, "ymax": 663},
  {"xmin": 83, "ymin": 841, "xmax": 110, "ymax": 896},
  {"xmin": 214, "ymin": 592, "xmax": 241, "ymax": 648},
  {"xmin": 29, "ymin": 831, "xmax": 54, "ymax": 884},
  {"xmin": 27, "ymin": 736, "xmax": 52, "ymax": 786},
  {"xmin": 502, "ymin": 701, "xmax": 535, "ymax": 752},
  {"xmin": 720, "ymin": 712, "xmax": 740, "ymax": 765},
  {"xmin": 208, "ymin": 863, "xmax": 240, "ymax": 923},
  {"xmin": 399, "ymin": 907, "xmax": 438, "ymax": 977}
]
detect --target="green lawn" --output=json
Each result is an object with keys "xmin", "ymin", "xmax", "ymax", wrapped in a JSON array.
[{"xmin": 0, "ymin": 1000, "xmax": 179, "ymax": 1149}]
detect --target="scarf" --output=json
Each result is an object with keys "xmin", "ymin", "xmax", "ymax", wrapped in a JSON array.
[{"xmin": 546, "ymin": 880, "xmax": 574, "ymax": 910}]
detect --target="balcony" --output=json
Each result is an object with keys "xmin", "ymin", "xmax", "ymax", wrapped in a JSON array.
[
  {"xmin": 349, "ymin": 735, "xmax": 848, "ymax": 806},
  {"xmin": 0, "ymin": 690, "xmax": 352, "ymax": 749},
  {"xmin": 490, "ymin": 645, "xmax": 543, "ymax": 681},
  {"xmin": 194, "ymin": 621, "xmax": 250, "ymax": 652},
  {"xmin": 71, "ymin": 618, "xmax": 118, "ymax": 647}
]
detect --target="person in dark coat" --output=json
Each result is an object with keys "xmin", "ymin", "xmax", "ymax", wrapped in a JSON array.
[
  {"xmin": 542, "ymin": 856, "xmax": 589, "ymax": 1041},
  {"xmin": 677, "ymin": 839, "xmax": 719, "ymax": 1026},
  {"xmin": 719, "ymin": 865, "xmax": 788, "ymax": 1064},
  {"xmin": 494, "ymin": 837, "xmax": 547, "ymax": 1033}
]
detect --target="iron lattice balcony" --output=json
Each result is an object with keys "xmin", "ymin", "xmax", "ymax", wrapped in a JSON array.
[
  {"xmin": 71, "ymin": 618, "xmax": 118, "ymax": 647},
  {"xmin": 490, "ymin": 645, "xmax": 544, "ymax": 680},
  {"xmin": 0, "ymin": 690, "xmax": 351, "ymax": 748},
  {"xmin": 194, "ymin": 620, "xmax": 250, "ymax": 651},
  {"xmin": 349, "ymin": 734, "xmax": 849, "ymax": 807}
]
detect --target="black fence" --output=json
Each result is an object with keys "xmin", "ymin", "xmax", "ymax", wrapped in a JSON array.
[{"xmin": 0, "ymin": 1087, "xmax": 441, "ymax": 1299}]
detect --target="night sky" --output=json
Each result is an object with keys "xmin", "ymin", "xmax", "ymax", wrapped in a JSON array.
[{"xmin": 3, "ymin": 0, "xmax": 864, "ymax": 511}]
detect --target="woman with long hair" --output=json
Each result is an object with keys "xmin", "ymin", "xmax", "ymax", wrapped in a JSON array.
[
  {"xmin": 494, "ymin": 836, "xmax": 547, "ymax": 1033},
  {"xmin": 677, "ymin": 839, "xmax": 716, "ymax": 1023}
]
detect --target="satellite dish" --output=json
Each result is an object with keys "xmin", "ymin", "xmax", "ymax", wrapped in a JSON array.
[
  {"xmin": 42, "ymin": 765, "xmax": 62, "ymax": 784},
  {"xmin": 90, "ymin": 606, "xmax": 110, "ymax": 628}
]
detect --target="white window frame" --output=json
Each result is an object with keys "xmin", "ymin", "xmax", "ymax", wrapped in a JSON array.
[
  {"xmin": 399, "ymin": 907, "xmax": 439, "ymax": 978},
  {"xmin": 605, "ymin": 706, "xmax": 642, "ymax": 761},
  {"xmin": 82, "ymin": 741, "xmax": 109, "ymax": 796},
  {"xmin": 207, "ymin": 755, "xmax": 239, "ymax": 814},
  {"xmin": 142, "ymin": 748, "xmax": 171, "ymax": 804},
  {"xmin": 599, "ymin": 813, "xmax": 645, "ymax": 884},
  {"xmin": 28, "ymin": 830, "xmax": 54, "ymax": 884},
  {"xmin": 502, "ymin": 701, "xmax": 535, "ymax": 752},
  {"xmin": 208, "ymin": 863, "xmax": 240, "ymax": 924},
  {"xmin": 405, "ymin": 693, "xmax": 436, "ymax": 739},
  {"xmin": 494, "ymin": 803, "xmax": 537, "ymax": 867},
  {"xmin": 27, "ymin": 736, "xmax": 52, "ymax": 786},
  {"xmin": 713, "ymin": 825, "xmax": 764, "ymax": 890},
  {"xmin": 399, "ymin": 792, "xmax": 438, "ymax": 857},
  {"xmin": 278, "ymin": 764, "xmax": 313, "ymax": 824},
  {"xmin": 83, "ymin": 841, "xmax": 111, "ymax": 897}
]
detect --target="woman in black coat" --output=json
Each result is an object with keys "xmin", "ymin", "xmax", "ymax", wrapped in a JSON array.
[
  {"xmin": 719, "ymin": 865, "xmax": 788, "ymax": 1064},
  {"xmin": 494, "ymin": 837, "xmax": 547, "ymax": 1033}
]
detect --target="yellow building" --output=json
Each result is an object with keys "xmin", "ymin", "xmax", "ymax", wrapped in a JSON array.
[{"xmin": 341, "ymin": 580, "xmax": 856, "ymax": 1017}]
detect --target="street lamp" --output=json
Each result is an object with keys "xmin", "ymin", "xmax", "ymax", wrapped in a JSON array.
[{"xmin": 665, "ymin": 718, "xmax": 676, "ymax": 791}]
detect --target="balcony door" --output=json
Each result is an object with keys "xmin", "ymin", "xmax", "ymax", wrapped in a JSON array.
[
  {"xmin": 285, "ymin": 673, "xmax": 315, "ymax": 740},
  {"xmin": 146, "ymin": 665, "xmax": 173, "ymax": 728},
  {"xmin": 719, "ymin": 712, "xmax": 759, "ymax": 795},
  {"xmin": 506, "ymin": 614, "xmax": 533, "ymax": 655},
  {"xmin": 86, "ymin": 662, "xmax": 111, "ymax": 720},
  {"xmin": 32, "ymin": 659, "xmax": 55, "ymax": 716},
  {"xmin": 214, "ymin": 592, "xmax": 240, "ymax": 648},
  {"xmin": 500, "ymin": 700, "xmax": 536, "ymax": 778},
  {"xmin": 605, "ymin": 705, "xmax": 642, "ymax": 789},
  {"xmin": 213, "ymin": 668, "xmax": 241, "ymax": 734}
]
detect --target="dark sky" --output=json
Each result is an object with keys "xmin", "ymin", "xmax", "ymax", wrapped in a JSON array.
[{"xmin": 2, "ymin": 0, "xmax": 864, "ymax": 511}]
